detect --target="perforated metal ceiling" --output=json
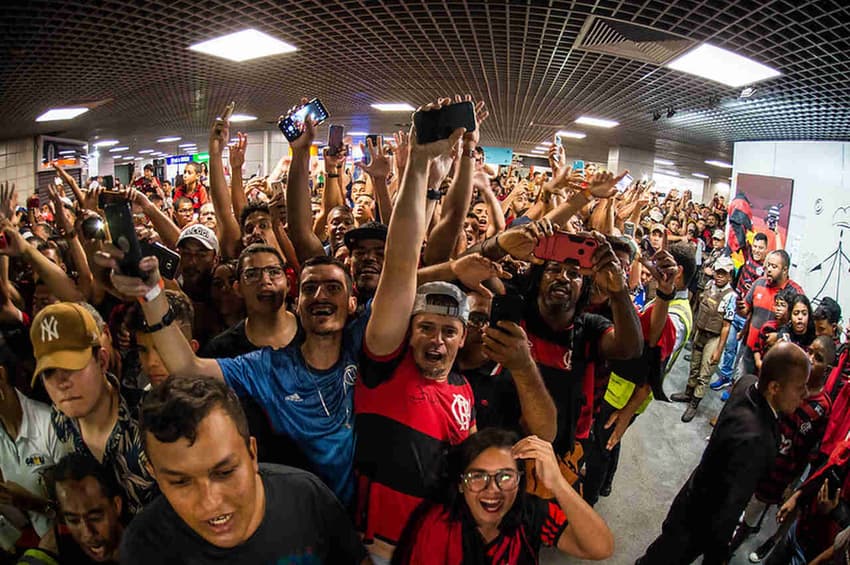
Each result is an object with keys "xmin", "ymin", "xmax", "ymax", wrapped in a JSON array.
[{"xmin": 1, "ymin": 0, "xmax": 848, "ymax": 177}]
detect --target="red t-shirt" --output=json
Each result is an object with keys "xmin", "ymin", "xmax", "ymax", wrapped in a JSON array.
[
  {"xmin": 355, "ymin": 344, "xmax": 476, "ymax": 547},
  {"xmin": 173, "ymin": 184, "xmax": 208, "ymax": 211}
]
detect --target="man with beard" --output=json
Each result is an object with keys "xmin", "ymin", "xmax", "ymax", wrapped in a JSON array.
[
  {"xmin": 343, "ymin": 221, "xmax": 386, "ymax": 311},
  {"xmin": 102, "ymin": 114, "xmax": 370, "ymax": 507},
  {"xmin": 48, "ymin": 453, "xmax": 125, "ymax": 564},
  {"xmin": 737, "ymin": 249, "xmax": 804, "ymax": 378},
  {"xmin": 175, "ymin": 223, "xmax": 220, "ymax": 348}
]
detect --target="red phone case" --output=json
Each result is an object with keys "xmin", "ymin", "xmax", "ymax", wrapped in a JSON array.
[{"xmin": 533, "ymin": 231, "xmax": 599, "ymax": 269}]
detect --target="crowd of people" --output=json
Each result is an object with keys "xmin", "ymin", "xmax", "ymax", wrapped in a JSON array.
[{"xmin": 0, "ymin": 95, "xmax": 848, "ymax": 565}]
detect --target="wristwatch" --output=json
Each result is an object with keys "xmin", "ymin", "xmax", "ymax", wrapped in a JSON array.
[
  {"xmin": 426, "ymin": 189, "xmax": 442, "ymax": 201},
  {"xmin": 143, "ymin": 305, "xmax": 175, "ymax": 333}
]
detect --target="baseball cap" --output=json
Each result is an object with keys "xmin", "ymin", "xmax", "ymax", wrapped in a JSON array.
[
  {"xmin": 713, "ymin": 256, "xmax": 734, "ymax": 273},
  {"xmin": 648, "ymin": 209, "xmax": 664, "ymax": 223},
  {"xmin": 30, "ymin": 302, "xmax": 101, "ymax": 386},
  {"xmin": 412, "ymin": 282, "xmax": 469, "ymax": 324},
  {"xmin": 712, "ymin": 229, "xmax": 725, "ymax": 240},
  {"xmin": 343, "ymin": 221, "xmax": 388, "ymax": 250},
  {"xmin": 651, "ymin": 223, "xmax": 666, "ymax": 234},
  {"xmin": 177, "ymin": 224, "xmax": 219, "ymax": 254}
]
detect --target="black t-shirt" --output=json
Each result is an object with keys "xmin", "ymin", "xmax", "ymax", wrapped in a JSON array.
[
  {"xmin": 120, "ymin": 464, "xmax": 366, "ymax": 564},
  {"xmin": 461, "ymin": 360, "xmax": 522, "ymax": 433},
  {"xmin": 201, "ymin": 319, "xmax": 254, "ymax": 358}
]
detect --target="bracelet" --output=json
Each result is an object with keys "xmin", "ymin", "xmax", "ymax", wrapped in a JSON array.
[
  {"xmin": 462, "ymin": 147, "xmax": 477, "ymax": 160},
  {"xmin": 143, "ymin": 305, "xmax": 175, "ymax": 333},
  {"xmin": 655, "ymin": 288, "xmax": 676, "ymax": 301},
  {"xmin": 138, "ymin": 279, "xmax": 165, "ymax": 304},
  {"xmin": 426, "ymin": 189, "xmax": 442, "ymax": 201},
  {"xmin": 326, "ymin": 174, "xmax": 340, "ymax": 179}
]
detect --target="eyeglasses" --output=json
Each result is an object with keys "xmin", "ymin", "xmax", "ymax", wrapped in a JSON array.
[
  {"xmin": 461, "ymin": 469, "xmax": 522, "ymax": 492},
  {"xmin": 242, "ymin": 265, "xmax": 285, "ymax": 284},
  {"xmin": 467, "ymin": 312, "xmax": 490, "ymax": 328}
]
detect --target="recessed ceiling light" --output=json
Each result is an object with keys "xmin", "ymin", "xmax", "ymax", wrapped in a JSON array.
[
  {"xmin": 371, "ymin": 103, "xmax": 415, "ymax": 112},
  {"xmin": 229, "ymin": 113, "xmax": 257, "ymax": 122},
  {"xmin": 188, "ymin": 29, "xmax": 297, "ymax": 62},
  {"xmin": 109, "ymin": 146, "xmax": 130, "ymax": 152},
  {"xmin": 157, "ymin": 136, "xmax": 182, "ymax": 143},
  {"xmin": 667, "ymin": 43, "xmax": 781, "ymax": 87},
  {"xmin": 654, "ymin": 158, "xmax": 674, "ymax": 166},
  {"xmin": 705, "ymin": 159, "xmax": 733, "ymax": 168},
  {"xmin": 93, "ymin": 140, "xmax": 119, "ymax": 147},
  {"xmin": 178, "ymin": 143, "xmax": 197, "ymax": 148},
  {"xmin": 36, "ymin": 107, "xmax": 89, "ymax": 122},
  {"xmin": 534, "ymin": 146, "xmax": 550, "ymax": 151},
  {"xmin": 692, "ymin": 173, "xmax": 710, "ymax": 179},
  {"xmin": 123, "ymin": 156, "xmax": 135, "ymax": 160},
  {"xmin": 556, "ymin": 130, "xmax": 587, "ymax": 139},
  {"xmin": 575, "ymin": 116, "xmax": 619, "ymax": 128},
  {"xmin": 539, "ymin": 141, "xmax": 553, "ymax": 146},
  {"xmin": 530, "ymin": 150, "xmax": 547, "ymax": 155},
  {"xmin": 58, "ymin": 150, "xmax": 77, "ymax": 155},
  {"xmin": 111, "ymin": 155, "xmax": 123, "ymax": 159},
  {"xmin": 347, "ymin": 131, "xmax": 368, "ymax": 136},
  {"xmin": 138, "ymin": 149, "xmax": 155, "ymax": 154}
]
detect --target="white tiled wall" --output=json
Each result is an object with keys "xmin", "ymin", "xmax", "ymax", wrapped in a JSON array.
[{"xmin": 0, "ymin": 137, "xmax": 36, "ymax": 197}]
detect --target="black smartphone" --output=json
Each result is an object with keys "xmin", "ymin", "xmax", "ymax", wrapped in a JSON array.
[
  {"xmin": 364, "ymin": 135, "xmax": 382, "ymax": 166},
  {"xmin": 98, "ymin": 190, "xmax": 125, "ymax": 209},
  {"xmin": 142, "ymin": 241, "xmax": 180, "ymax": 280},
  {"xmin": 277, "ymin": 98, "xmax": 330, "ymax": 142},
  {"xmin": 413, "ymin": 101, "xmax": 476, "ymax": 144},
  {"xmin": 328, "ymin": 124, "xmax": 344, "ymax": 154},
  {"xmin": 490, "ymin": 294, "xmax": 525, "ymax": 329},
  {"xmin": 103, "ymin": 202, "xmax": 143, "ymax": 277}
]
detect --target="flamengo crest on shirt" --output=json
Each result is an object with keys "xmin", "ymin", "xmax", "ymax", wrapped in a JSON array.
[{"xmin": 451, "ymin": 394, "xmax": 471, "ymax": 431}]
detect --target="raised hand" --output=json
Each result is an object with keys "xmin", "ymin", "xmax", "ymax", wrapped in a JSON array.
[
  {"xmin": 392, "ymin": 130, "xmax": 410, "ymax": 176},
  {"xmin": 46, "ymin": 184, "xmax": 74, "ymax": 236},
  {"xmin": 586, "ymin": 170, "xmax": 629, "ymax": 199},
  {"xmin": 355, "ymin": 138, "xmax": 390, "ymax": 181},
  {"xmin": 497, "ymin": 218, "xmax": 556, "ymax": 263},
  {"xmin": 542, "ymin": 165, "xmax": 583, "ymax": 197},
  {"xmin": 588, "ymin": 231, "xmax": 627, "ymax": 294},
  {"xmin": 458, "ymin": 94, "xmax": 488, "ymax": 146},
  {"xmin": 547, "ymin": 144, "xmax": 565, "ymax": 176},
  {"xmin": 641, "ymin": 249, "xmax": 679, "ymax": 295},
  {"xmin": 229, "ymin": 132, "xmax": 247, "ymax": 170},
  {"xmin": 0, "ymin": 181, "xmax": 17, "ymax": 222},
  {"xmin": 409, "ymin": 98, "xmax": 465, "ymax": 162},
  {"xmin": 209, "ymin": 103, "xmax": 231, "ymax": 155},
  {"xmin": 482, "ymin": 321, "xmax": 534, "ymax": 372},
  {"xmin": 511, "ymin": 436, "xmax": 568, "ymax": 493},
  {"xmin": 323, "ymin": 145, "xmax": 348, "ymax": 172},
  {"xmin": 0, "ymin": 219, "xmax": 27, "ymax": 257},
  {"xmin": 284, "ymin": 97, "xmax": 316, "ymax": 151},
  {"xmin": 451, "ymin": 253, "xmax": 511, "ymax": 296}
]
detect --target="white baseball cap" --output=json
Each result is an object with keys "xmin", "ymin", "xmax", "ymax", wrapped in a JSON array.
[{"xmin": 176, "ymin": 223, "xmax": 219, "ymax": 254}]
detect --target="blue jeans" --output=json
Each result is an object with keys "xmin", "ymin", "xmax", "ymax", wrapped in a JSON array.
[{"xmin": 717, "ymin": 313, "xmax": 746, "ymax": 379}]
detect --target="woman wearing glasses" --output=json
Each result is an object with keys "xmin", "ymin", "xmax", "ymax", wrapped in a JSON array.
[{"xmin": 393, "ymin": 428, "xmax": 614, "ymax": 564}]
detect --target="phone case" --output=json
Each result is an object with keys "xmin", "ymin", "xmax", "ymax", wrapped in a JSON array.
[
  {"xmin": 533, "ymin": 231, "xmax": 599, "ymax": 269},
  {"xmin": 103, "ymin": 203, "xmax": 143, "ymax": 277},
  {"xmin": 413, "ymin": 101, "xmax": 476, "ymax": 144},
  {"xmin": 490, "ymin": 295, "xmax": 525, "ymax": 328}
]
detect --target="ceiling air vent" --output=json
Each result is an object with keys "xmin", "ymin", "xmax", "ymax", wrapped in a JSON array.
[{"xmin": 574, "ymin": 16, "xmax": 698, "ymax": 66}]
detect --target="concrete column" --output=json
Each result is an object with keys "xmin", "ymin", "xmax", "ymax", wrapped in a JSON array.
[{"xmin": 607, "ymin": 146, "xmax": 655, "ymax": 179}]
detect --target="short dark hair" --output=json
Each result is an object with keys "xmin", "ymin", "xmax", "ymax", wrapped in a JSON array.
[
  {"xmin": 668, "ymin": 242, "xmax": 697, "ymax": 287},
  {"xmin": 300, "ymin": 255, "xmax": 352, "ymax": 292},
  {"xmin": 753, "ymin": 232, "xmax": 769, "ymax": 244},
  {"xmin": 236, "ymin": 244, "xmax": 286, "ymax": 279},
  {"xmin": 185, "ymin": 162, "xmax": 201, "ymax": 175},
  {"xmin": 607, "ymin": 235, "xmax": 636, "ymax": 263},
  {"xmin": 774, "ymin": 287, "xmax": 798, "ymax": 306},
  {"xmin": 768, "ymin": 249, "xmax": 791, "ymax": 269},
  {"xmin": 328, "ymin": 205, "xmax": 353, "ymax": 218},
  {"xmin": 814, "ymin": 335, "xmax": 837, "ymax": 367},
  {"xmin": 53, "ymin": 453, "xmax": 121, "ymax": 500},
  {"xmin": 814, "ymin": 297, "xmax": 842, "ymax": 324},
  {"xmin": 760, "ymin": 343, "xmax": 811, "ymax": 391},
  {"xmin": 239, "ymin": 202, "xmax": 271, "ymax": 232},
  {"xmin": 143, "ymin": 164, "xmax": 154, "ymax": 173},
  {"xmin": 175, "ymin": 196, "xmax": 194, "ymax": 210},
  {"xmin": 141, "ymin": 375, "xmax": 250, "ymax": 450}
]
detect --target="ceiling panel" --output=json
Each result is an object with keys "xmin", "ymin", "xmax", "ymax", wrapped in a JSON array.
[{"xmin": 0, "ymin": 0, "xmax": 848, "ymax": 178}]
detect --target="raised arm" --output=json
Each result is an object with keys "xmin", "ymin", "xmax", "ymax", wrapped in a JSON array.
[
  {"xmin": 355, "ymin": 139, "xmax": 394, "ymax": 223},
  {"xmin": 229, "ymin": 132, "xmax": 249, "ymax": 219},
  {"xmin": 422, "ymin": 98, "xmax": 487, "ymax": 265},
  {"xmin": 285, "ymin": 100, "xmax": 328, "ymax": 262},
  {"xmin": 366, "ymin": 99, "xmax": 465, "ymax": 356},
  {"xmin": 312, "ymin": 149, "xmax": 347, "ymax": 241},
  {"xmin": 478, "ymin": 175, "xmax": 505, "ymax": 237},
  {"xmin": 209, "ymin": 111, "xmax": 242, "ymax": 258},
  {"xmin": 46, "ymin": 184, "xmax": 94, "ymax": 301},
  {"xmin": 129, "ymin": 189, "xmax": 180, "ymax": 250},
  {"xmin": 52, "ymin": 162, "xmax": 86, "ymax": 206}
]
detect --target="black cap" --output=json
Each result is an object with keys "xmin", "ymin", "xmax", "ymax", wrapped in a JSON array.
[{"xmin": 344, "ymin": 221, "xmax": 388, "ymax": 250}]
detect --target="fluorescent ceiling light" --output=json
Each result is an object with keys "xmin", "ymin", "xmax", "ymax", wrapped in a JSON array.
[
  {"xmin": 534, "ymin": 146, "xmax": 550, "ymax": 151},
  {"xmin": 692, "ymin": 173, "xmax": 710, "ymax": 179},
  {"xmin": 654, "ymin": 158, "xmax": 674, "ymax": 166},
  {"xmin": 705, "ymin": 159, "xmax": 733, "ymax": 168},
  {"xmin": 58, "ymin": 150, "xmax": 77, "ymax": 155},
  {"xmin": 123, "ymin": 156, "xmax": 135, "ymax": 160},
  {"xmin": 138, "ymin": 149, "xmax": 154, "ymax": 154},
  {"xmin": 93, "ymin": 140, "xmax": 119, "ymax": 147},
  {"xmin": 347, "ymin": 131, "xmax": 368, "ymax": 136},
  {"xmin": 109, "ymin": 146, "xmax": 129, "ymax": 152},
  {"xmin": 229, "ymin": 113, "xmax": 257, "ymax": 122},
  {"xmin": 575, "ymin": 116, "xmax": 619, "ymax": 128},
  {"xmin": 556, "ymin": 130, "xmax": 587, "ymax": 139},
  {"xmin": 157, "ymin": 136, "xmax": 181, "ymax": 143},
  {"xmin": 111, "ymin": 155, "xmax": 123, "ymax": 159},
  {"xmin": 667, "ymin": 43, "xmax": 781, "ymax": 87},
  {"xmin": 188, "ymin": 29, "xmax": 297, "ymax": 62},
  {"xmin": 178, "ymin": 143, "xmax": 197, "ymax": 148},
  {"xmin": 531, "ymin": 150, "xmax": 546, "ymax": 154},
  {"xmin": 371, "ymin": 103, "xmax": 415, "ymax": 112},
  {"xmin": 36, "ymin": 107, "xmax": 89, "ymax": 122},
  {"xmin": 539, "ymin": 141, "xmax": 553, "ymax": 146}
]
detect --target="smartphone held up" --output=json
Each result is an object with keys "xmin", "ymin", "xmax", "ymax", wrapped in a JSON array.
[{"xmin": 278, "ymin": 98, "xmax": 330, "ymax": 142}]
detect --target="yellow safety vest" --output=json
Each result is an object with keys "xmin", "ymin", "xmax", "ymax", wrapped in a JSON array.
[{"xmin": 604, "ymin": 297, "xmax": 694, "ymax": 414}]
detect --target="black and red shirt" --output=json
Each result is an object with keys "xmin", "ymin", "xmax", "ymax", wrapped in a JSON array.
[
  {"xmin": 354, "ymin": 344, "xmax": 476, "ymax": 547},
  {"xmin": 745, "ymin": 277, "xmax": 803, "ymax": 349},
  {"xmin": 522, "ymin": 307, "xmax": 613, "ymax": 453},
  {"xmin": 755, "ymin": 390, "xmax": 831, "ymax": 504},
  {"xmin": 461, "ymin": 361, "xmax": 522, "ymax": 433},
  {"xmin": 736, "ymin": 258, "xmax": 764, "ymax": 299},
  {"xmin": 396, "ymin": 497, "xmax": 568, "ymax": 564}
]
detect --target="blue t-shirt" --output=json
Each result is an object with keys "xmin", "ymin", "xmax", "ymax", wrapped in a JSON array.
[{"xmin": 217, "ymin": 308, "xmax": 369, "ymax": 505}]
